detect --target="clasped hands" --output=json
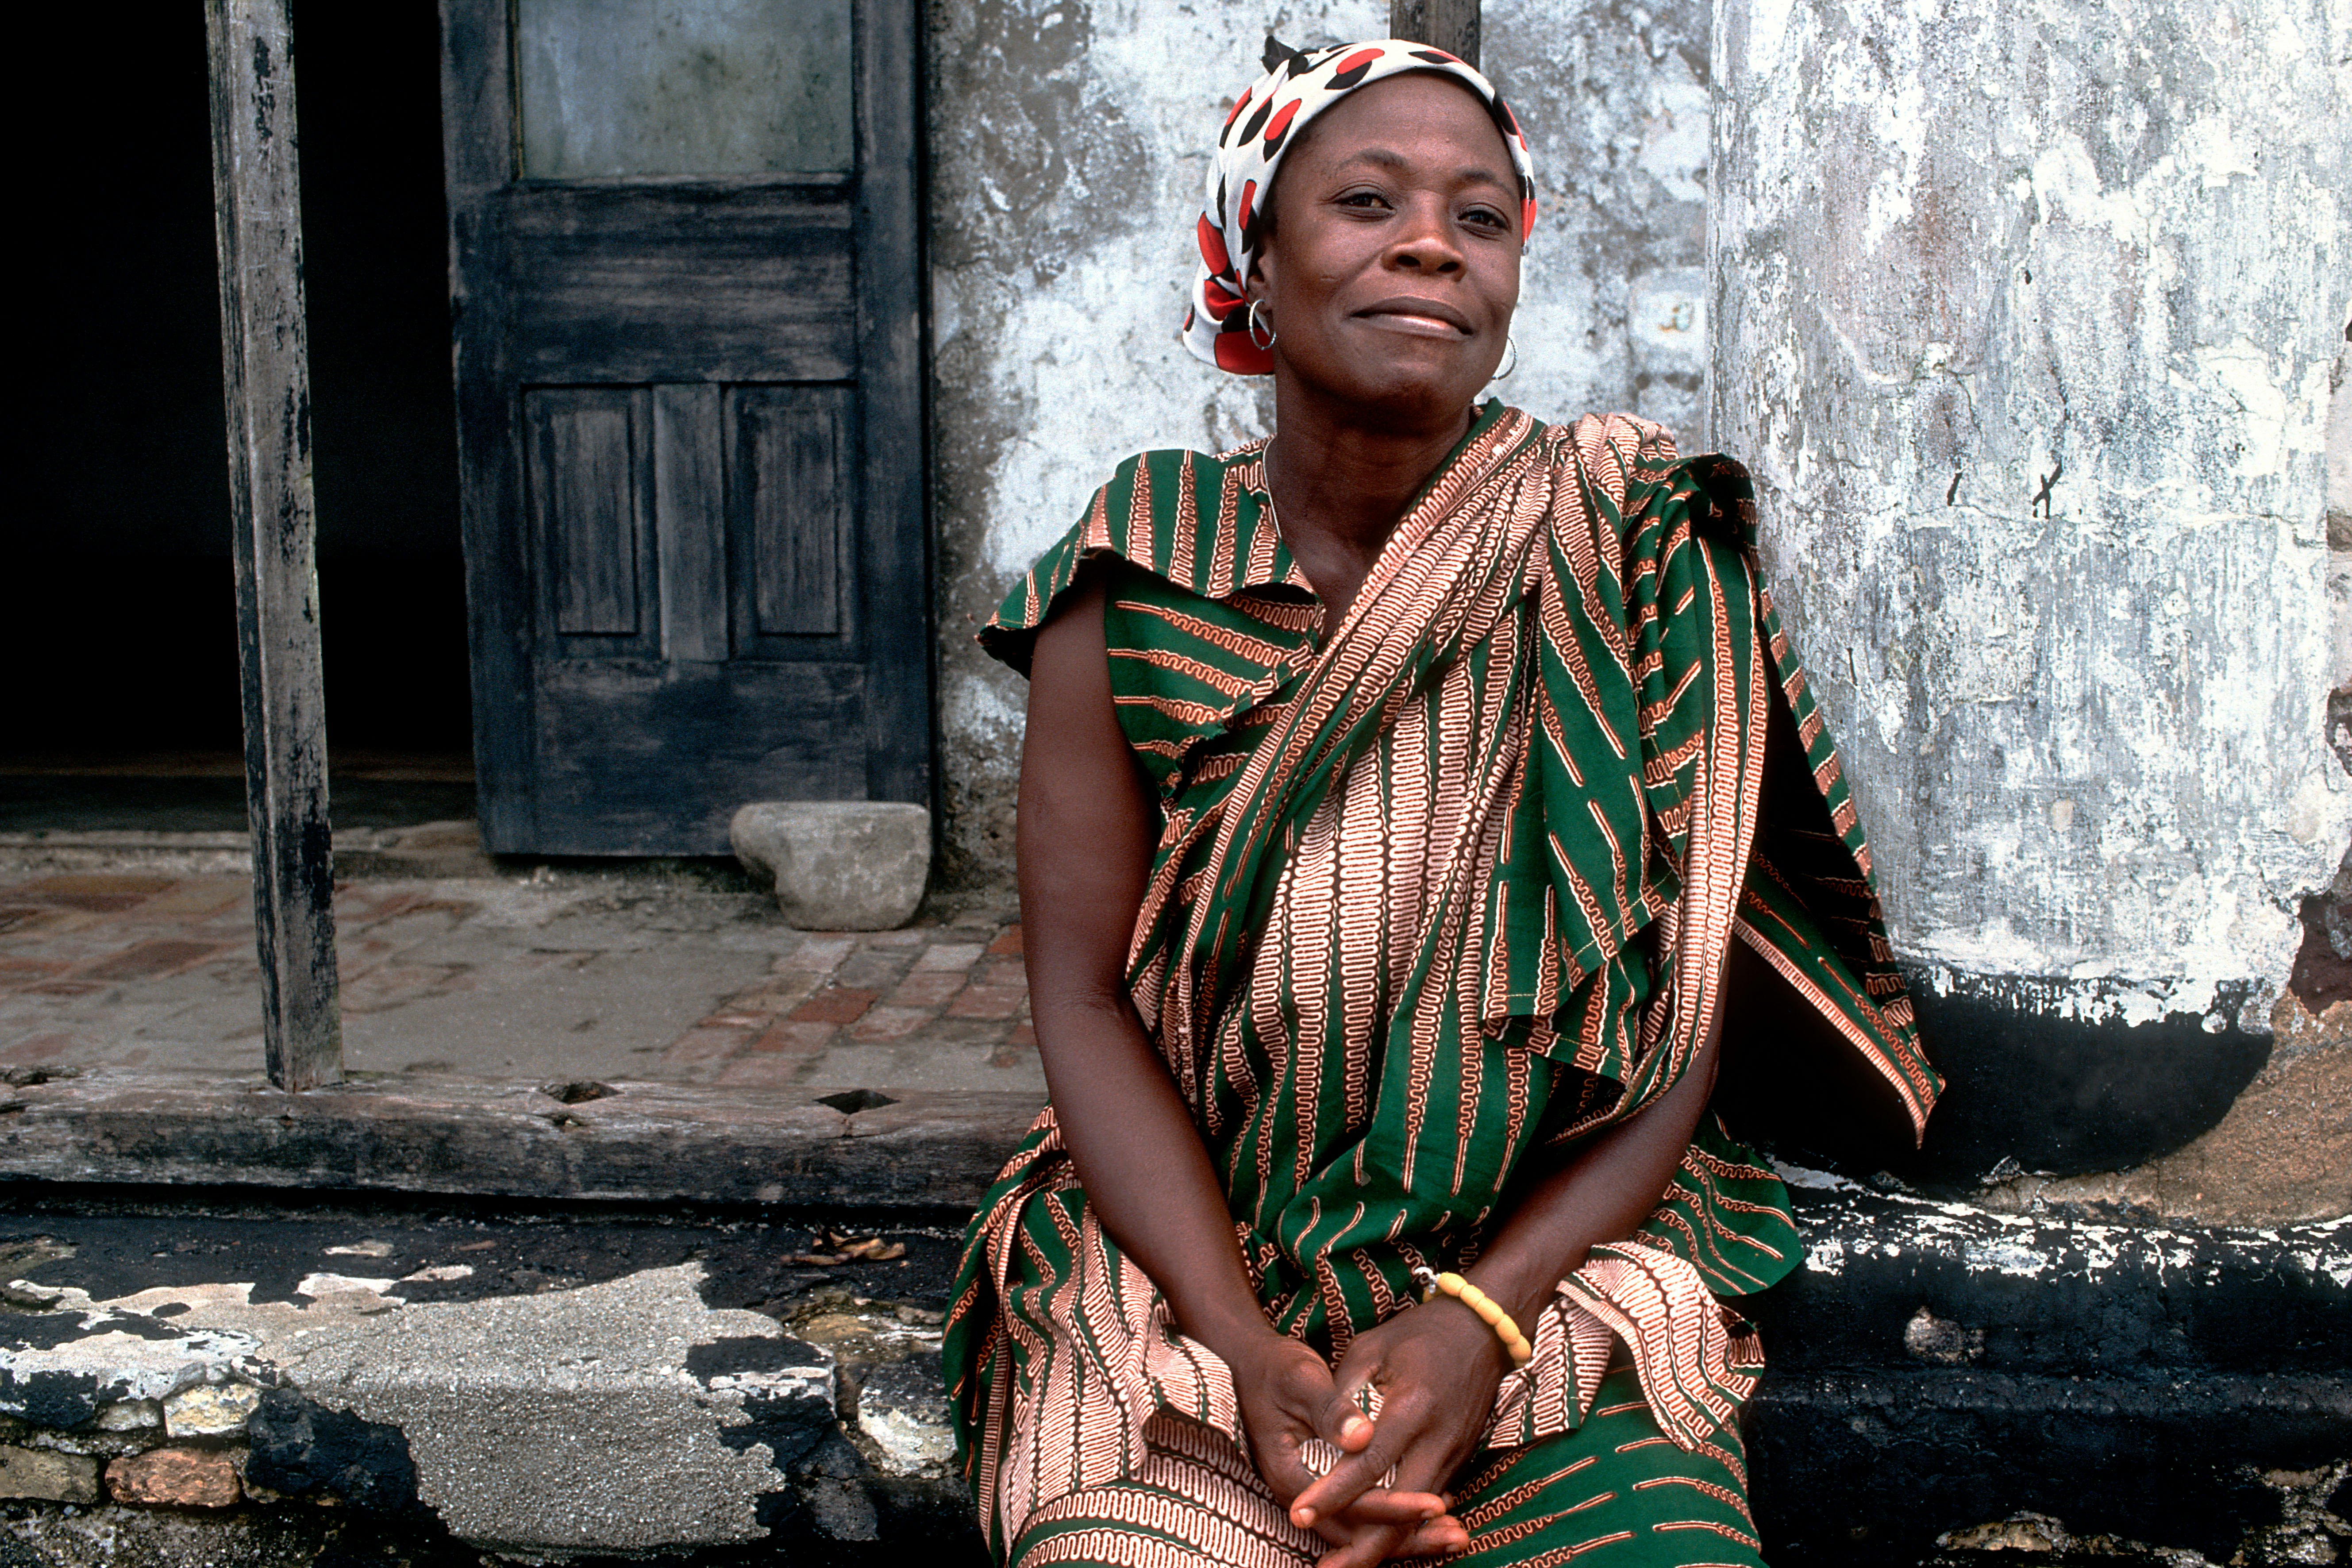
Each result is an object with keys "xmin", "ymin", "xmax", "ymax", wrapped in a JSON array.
[{"xmin": 1234, "ymin": 1295, "xmax": 1517, "ymax": 1568}]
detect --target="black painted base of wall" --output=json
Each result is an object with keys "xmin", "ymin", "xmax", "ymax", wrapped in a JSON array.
[
  {"xmin": 1754, "ymin": 1371, "xmax": 2348, "ymax": 1563},
  {"xmin": 1733, "ymin": 962, "xmax": 2282, "ymax": 1194}
]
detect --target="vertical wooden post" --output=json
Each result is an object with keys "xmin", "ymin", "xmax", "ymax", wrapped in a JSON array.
[
  {"xmin": 205, "ymin": 0, "xmax": 343, "ymax": 1091},
  {"xmin": 1391, "ymin": 0, "xmax": 1482, "ymax": 65}
]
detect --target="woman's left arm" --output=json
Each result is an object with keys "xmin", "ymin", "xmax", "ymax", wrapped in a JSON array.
[{"xmin": 1291, "ymin": 947, "xmax": 1778, "ymax": 1567}]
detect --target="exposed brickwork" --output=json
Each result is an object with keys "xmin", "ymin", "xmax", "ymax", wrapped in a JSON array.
[{"xmin": 106, "ymin": 1447, "xmax": 240, "ymax": 1508}]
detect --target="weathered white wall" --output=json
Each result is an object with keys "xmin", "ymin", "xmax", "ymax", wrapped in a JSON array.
[
  {"xmin": 1485, "ymin": 0, "xmax": 1717, "ymax": 447},
  {"xmin": 928, "ymin": 0, "xmax": 1722, "ymax": 886},
  {"xmin": 1709, "ymin": 0, "xmax": 2351, "ymax": 1019}
]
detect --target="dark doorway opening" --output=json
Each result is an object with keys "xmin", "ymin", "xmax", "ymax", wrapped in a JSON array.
[{"xmin": 15, "ymin": 4, "xmax": 471, "ymax": 833}]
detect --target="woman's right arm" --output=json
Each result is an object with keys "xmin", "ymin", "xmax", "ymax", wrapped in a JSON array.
[
  {"xmin": 1018, "ymin": 572, "xmax": 1276, "ymax": 1367},
  {"xmin": 1019, "ymin": 576, "xmax": 1448, "ymax": 1551}
]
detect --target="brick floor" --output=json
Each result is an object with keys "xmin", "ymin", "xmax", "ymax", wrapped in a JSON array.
[
  {"xmin": 812, "ymin": 982, "xmax": 888, "ymax": 1019},
  {"xmin": 0, "ymin": 864, "xmax": 1042, "ymax": 1096}
]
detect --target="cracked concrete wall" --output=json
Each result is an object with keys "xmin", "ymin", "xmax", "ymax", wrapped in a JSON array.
[
  {"xmin": 1709, "ymin": 0, "xmax": 2348, "ymax": 1039},
  {"xmin": 927, "ymin": 0, "xmax": 1721, "ymax": 887}
]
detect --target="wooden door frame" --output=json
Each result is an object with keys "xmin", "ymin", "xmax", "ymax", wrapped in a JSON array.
[{"xmin": 438, "ymin": 0, "xmax": 932, "ymax": 854}]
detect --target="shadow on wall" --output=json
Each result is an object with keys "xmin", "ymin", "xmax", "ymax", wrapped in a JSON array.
[{"xmin": 2304, "ymin": 317, "xmax": 2352, "ymax": 1020}]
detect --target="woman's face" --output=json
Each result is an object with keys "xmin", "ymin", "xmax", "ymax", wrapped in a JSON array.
[{"xmin": 1250, "ymin": 72, "xmax": 1522, "ymax": 427}]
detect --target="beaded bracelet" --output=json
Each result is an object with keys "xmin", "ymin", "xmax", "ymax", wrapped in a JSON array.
[{"xmin": 1412, "ymin": 1265, "xmax": 1533, "ymax": 1365}]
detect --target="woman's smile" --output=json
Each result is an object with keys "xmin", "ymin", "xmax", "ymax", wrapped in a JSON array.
[{"xmin": 1351, "ymin": 296, "xmax": 1475, "ymax": 337}]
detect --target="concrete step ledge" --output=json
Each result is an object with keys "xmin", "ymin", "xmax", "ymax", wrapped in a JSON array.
[
  {"xmin": 0, "ymin": 1191, "xmax": 2339, "ymax": 1564},
  {"xmin": 0, "ymin": 1082, "xmax": 2343, "ymax": 1561},
  {"xmin": 0, "ymin": 1070, "xmax": 1044, "ymax": 1209}
]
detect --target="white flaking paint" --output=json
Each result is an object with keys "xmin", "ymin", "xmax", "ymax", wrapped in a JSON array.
[{"xmin": 1712, "ymin": 0, "xmax": 2351, "ymax": 1008}]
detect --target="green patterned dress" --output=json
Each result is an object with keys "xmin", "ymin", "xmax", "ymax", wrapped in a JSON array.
[{"xmin": 943, "ymin": 404, "xmax": 1939, "ymax": 1567}]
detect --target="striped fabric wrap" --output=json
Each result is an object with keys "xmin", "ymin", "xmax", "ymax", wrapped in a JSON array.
[{"xmin": 946, "ymin": 402, "xmax": 1940, "ymax": 1558}]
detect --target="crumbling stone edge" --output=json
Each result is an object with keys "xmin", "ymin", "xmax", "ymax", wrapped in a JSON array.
[{"xmin": 0, "ymin": 1179, "xmax": 2341, "ymax": 1565}]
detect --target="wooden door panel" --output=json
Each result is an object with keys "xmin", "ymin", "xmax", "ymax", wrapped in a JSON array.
[
  {"xmin": 731, "ymin": 385, "xmax": 852, "ymax": 643},
  {"xmin": 444, "ymin": 0, "xmax": 930, "ymax": 855},
  {"xmin": 523, "ymin": 387, "xmax": 654, "ymax": 647},
  {"xmin": 652, "ymin": 384, "xmax": 729, "ymax": 664},
  {"xmin": 532, "ymin": 659, "xmax": 867, "ymax": 854},
  {"xmin": 508, "ymin": 185, "xmax": 856, "ymax": 382}
]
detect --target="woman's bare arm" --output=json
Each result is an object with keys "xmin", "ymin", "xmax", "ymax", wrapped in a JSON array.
[{"xmin": 1018, "ymin": 574, "xmax": 1274, "ymax": 1363}]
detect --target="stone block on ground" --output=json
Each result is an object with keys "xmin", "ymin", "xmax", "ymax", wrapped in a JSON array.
[
  {"xmin": 731, "ymin": 803, "xmax": 931, "ymax": 931},
  {"xmin": 106, "ymin": 1446, "xmax": 240, "ymax": 1508},
  {"xmin": 0, "ymin": 1444, "xmax": 100, "ymax": 1503}
]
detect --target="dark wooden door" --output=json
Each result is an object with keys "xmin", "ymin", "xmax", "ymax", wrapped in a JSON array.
[{"xmin": 439, "ymin": 0, "xmax": 927, "ymax": 854}]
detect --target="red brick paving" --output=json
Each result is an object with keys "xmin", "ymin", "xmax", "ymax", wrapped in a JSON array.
[
  {"xmin": 886, "ymin": 971, "xmax": 966, "ymax": 1008},
  {"xmin": 1, "ymin": 1033, "xmax": 73, "ymax": 1063},
  {"xmin": 848, "ymin": 1006, "xmax": 932, "ymax": 1041},
  {"xmin": 789, "ymin": 986, "xmax": 879, "ymax": 1025},
  {"xmin": 683, "ymin": 918, "xmax": 1038, "ymax": 1086},
  {"xmin": 0, "ymin": 859, "xmax": 1037, "ymax": 1090},
  {"xmin": 747, "ymin": 1019, "xmax": 838, "ymax": 1057},
  {"xmin": 714, "ymin": 1053, "xmax": 806, "ymax": 1085},
  {"xmin": 661, "ymin": 1025, "xmax": 757, "ymax": 1065},
  {"xmin": 9, "ymin": 875, "xmax": 182, "ymax": 912},
  {"xmin": 947, "ymin": 985, "xmax": 1026, "ymax": 1020}
]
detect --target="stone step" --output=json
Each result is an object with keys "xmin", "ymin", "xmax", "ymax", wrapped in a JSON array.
[{"xmin": 0, "ymin": 1186, "xmax": 2339, "ymax": 1565}]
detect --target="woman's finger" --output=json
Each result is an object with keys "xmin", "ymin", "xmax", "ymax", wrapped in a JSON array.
[
  {"xmin": 1317, "ymin": 1387, "xmax": 1375, "ymax": 1454},
  {"xmin": 1289, "ymin": 1438, "xmax": 1401, "ymax": 1529},
  {"xmin": 1390, "ymin": 1515, "xmax": 1472, "ymax": 1559},
  {"xmin": 1238, "ymin": 1349, "xmax": 1343, "ymax": 1506},
  {"xmin": 1301, "ymin": 1409, "xmax": 1464, "ymax": 1536},
  {"xmin": 1312, "ymin": 1521, "xmax": 1410, "ymax": 1568},
  {"xmin": 1325, "ymin": 1487, "xmax": 1447, "ymax": 1526}
]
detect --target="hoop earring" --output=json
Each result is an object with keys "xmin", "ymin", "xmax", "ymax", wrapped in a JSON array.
[
  {"xmin": 1493, "ymin": 335, "xmax": 1519, "ymax": 381},
  {"xmin": 1247, "ymin": 299, "xmax": 1278, "ymax": 351}
]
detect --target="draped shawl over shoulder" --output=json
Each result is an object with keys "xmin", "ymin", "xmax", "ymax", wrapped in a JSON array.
[{"xmin": 944, "ymin": 403, "xmax": 1939, "ymax": 1557}]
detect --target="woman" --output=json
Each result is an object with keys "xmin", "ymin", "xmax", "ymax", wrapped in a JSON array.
[{"xmin": 943, "ymin": 37, "xmax": 1939, "ymax": 1568}]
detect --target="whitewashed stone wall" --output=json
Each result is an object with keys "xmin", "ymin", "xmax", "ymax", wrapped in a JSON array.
[{"xmin": 1709, "ymin": 0, "xmax": 2350, "ymax": 1019}]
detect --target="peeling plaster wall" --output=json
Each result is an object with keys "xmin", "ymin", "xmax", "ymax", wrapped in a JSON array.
[
  {"xmin": 927, "ymin": 0, "xmax": 1721, "ymax": 886},
  {"xmin": 1709, "ymin": 0, "xmax": 2351, "ymax": 1020}
]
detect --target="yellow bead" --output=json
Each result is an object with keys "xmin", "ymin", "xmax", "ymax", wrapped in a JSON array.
[
  {"xmin": 1437, "ymin": 1272, "xmax": 1467, "ymax": 1296},
  {"xmin": 1474, "ymin": 1300, "xmax": 1504, "ymax": 1325}
]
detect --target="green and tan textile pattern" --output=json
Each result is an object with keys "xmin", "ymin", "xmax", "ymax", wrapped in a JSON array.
[{"xmin": 946, "ymin": 404, "xmax": 1938, "ymax": 1564}]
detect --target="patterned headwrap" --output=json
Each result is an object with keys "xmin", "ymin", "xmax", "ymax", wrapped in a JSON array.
[{"xmin": 1182, "ymin": 37, "xmax": 1539, "ymax": 375}]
